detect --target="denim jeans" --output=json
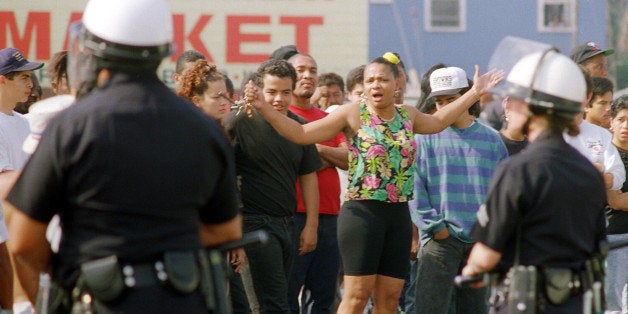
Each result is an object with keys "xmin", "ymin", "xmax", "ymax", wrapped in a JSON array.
[
  {"xmin": 605, "ymin": 233, "xmax": 628, "ymax": 314},
  {"xmin": 230, "ymin": 271, "xmax": 251, "ymax": 314},
  {"xmin": 414, "ymin": 235, "xmax": 487, "ymax": 314},
  {"xmin": 399, "ymin": 259, "xmax": 418, "ymax": 314},
  {"xmin": 289, "ymin": 213, "xmax": 340, "ymax": 314},
  {"xmin": 240, "ymin": 214, "xmax": 295, "ymax": 313}
]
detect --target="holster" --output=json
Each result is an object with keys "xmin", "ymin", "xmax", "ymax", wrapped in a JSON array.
[
  {"xmin": 77, "ymin": 251, "xmax": 212, "ymax": 308},
  {"xmin": 80, "ymin": 255, "xmax": 125, "ymax": 302},
  {"xmin": 542, "ymin": 267, "xmax": 573, "ymax": 305},
  {"xmin": 505, "ymin": 265, "xmax": 537, "ymax": 314}
]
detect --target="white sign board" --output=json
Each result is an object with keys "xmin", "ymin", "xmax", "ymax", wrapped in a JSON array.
[{"xmin": 0, "ymin": 0, "xmax": 368, "ymax": 89}]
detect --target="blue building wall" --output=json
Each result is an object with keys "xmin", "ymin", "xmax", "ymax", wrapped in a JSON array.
[{"xmin": 369, "ymin": 1, "xmax": 608, "ymax": 85}]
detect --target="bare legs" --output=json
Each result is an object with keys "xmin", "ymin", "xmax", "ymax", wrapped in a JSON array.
[{"xmin": 337, "ymin": 274, "xmax": 404, "ymax": 314}]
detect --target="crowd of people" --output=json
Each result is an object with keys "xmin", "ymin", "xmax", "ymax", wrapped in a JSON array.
[{"xmin": 0, "ymin": 0, "xmax": 625, "ymax": 313}]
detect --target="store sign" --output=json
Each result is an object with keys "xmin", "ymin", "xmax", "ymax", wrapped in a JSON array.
[{"xmin": 0, "ymin": 0, "xmax": 368, "ymax": 88}]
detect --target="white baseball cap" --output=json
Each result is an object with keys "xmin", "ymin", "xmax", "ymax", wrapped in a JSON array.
[
  {"xmin": 428, "ymin": 67, "xmax": 469, "ymax": 98},
  {"xmin": 23, "ymin": 94, "xmax": 75, "ymax": 154}
]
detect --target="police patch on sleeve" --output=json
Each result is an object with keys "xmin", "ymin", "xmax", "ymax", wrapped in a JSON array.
[{"xmin": 477, "ymin": 203, "xmax": 489, "ymax": 227}]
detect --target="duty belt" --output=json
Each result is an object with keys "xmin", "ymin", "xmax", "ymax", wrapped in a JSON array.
[{"xmin": 120, "ymin": 261, "xmax": 169, "ymax": 289}]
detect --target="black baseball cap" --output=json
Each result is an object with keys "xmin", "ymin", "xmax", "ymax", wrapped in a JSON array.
[
  {"xmin": 0, "ymin": 48, "xmax": 44, "ymax": 76},
  {"xmin": 270, "ymin": 45, "xmax": 299, "ymax": 61},
  {"xmin": 569, "ymin": 42, "xmax": 614, "ymax": 64}
]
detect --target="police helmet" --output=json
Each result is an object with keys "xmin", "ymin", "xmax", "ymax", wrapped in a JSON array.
[
  {"xmin": 491, "ymin": 49, "xmax": 586, "ymax": 117},
  {"xmin": 68, "ymin": 0, "xmax": 174, "ymax": 97}
]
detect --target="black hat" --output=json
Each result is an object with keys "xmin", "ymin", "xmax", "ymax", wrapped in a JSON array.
[
  {"xmin": 270, "ymin": 45, "xmax": 299, "ymax": 61},
  {"xmin": 0, "ymin": 48, "xmax": 44, "ymax": 76},
  {"xmin": 569, "ymin": 42, "xmax": 614, "ymax": 64}
]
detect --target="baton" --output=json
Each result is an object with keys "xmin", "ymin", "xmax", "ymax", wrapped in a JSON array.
[
  {"xmin": 212, "ymin": 230, "xmax": 269, "ymax": 252},
  {"xmin": 599, "ymin": 239, "xmax": 628, "ymax": 256},
  {"xmin": 454, "ymin": 274, "xmax": 485, "ymax": 287}
]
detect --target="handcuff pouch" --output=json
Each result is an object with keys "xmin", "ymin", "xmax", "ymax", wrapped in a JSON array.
[
  {"xmin": 164, "ymin": 251, "xmax": 200, "ymax": 294},
  {"xmin": 80, "ymin": 255, "xmax": 125, "ymax": 302}
]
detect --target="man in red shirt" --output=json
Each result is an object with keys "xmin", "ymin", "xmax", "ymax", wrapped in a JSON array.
[{"xmin": 286, "ymin": 52, "xmax": 348, "ymax": 313}]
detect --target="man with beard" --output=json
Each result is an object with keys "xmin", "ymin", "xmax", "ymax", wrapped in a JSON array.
[{"xmin": 285, "ymin": 53, "xmax": 348, "ymax": 313}]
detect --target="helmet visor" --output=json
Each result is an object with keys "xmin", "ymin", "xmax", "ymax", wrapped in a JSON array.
[{"xmin": 68, "ymin": 21, "xmax": 87, "ymax": 94}]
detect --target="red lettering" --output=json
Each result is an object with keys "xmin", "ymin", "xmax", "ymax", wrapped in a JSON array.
[
  {"xmin": 61, "ymin": 13, "xmax": 83, "ymax": 51},
  {"xmin": 0, "ymin": 11, "xmax": 50, "ymax": 60},
  {"xmin": 280, "ymin": 16, "xmax": 323, "ymax": 53},
  {"xmin": 226, "ymin": 16, "xmax": 270, "ymax": 63},
  {"xmin": 171, "ymin": 14, "xmax": 213, "ymax": 63}
]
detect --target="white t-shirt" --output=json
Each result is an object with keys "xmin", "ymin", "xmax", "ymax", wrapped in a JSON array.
[
  {"xmin": 564, "ymin": 120, "xmax": 626, "ymax": 190},
  {"xmin": 0, "ymin": 111, "xmax": 30, "ymax": 242},
  {"xmin": 0, "ymin": 111, "xmax": 29, "ymax": 171}
]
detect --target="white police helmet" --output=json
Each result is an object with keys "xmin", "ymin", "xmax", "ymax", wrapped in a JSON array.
[
  {"xmin": 491, "ymin": 49, "xmax": 585, "ymax": 116},
  {"xmin": 81, "ymin": 0, "xmax": 173, "ymax": 59},
  {"xmin": 68, "ymin": 0, "xmax": 174, "ymax": 97}
]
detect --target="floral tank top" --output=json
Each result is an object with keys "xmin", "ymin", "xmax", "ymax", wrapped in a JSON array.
[{"xmin": 346, "ymin": 102, "xmax": 417, "ymax": 202}]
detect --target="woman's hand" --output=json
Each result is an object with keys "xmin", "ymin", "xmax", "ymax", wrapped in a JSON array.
[{"xmin": 473, "ymin": 65, "xmax": 505, "ymax": 95}]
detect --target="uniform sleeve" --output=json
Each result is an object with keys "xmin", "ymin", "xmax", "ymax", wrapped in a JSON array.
[
  {"xmin": 412, "ymin": 135, "xmax": 445, "ymax": 237},
  {"xmin": 470, "ymin": 161, "xmax": 520, "ymax": 253},
  {"xmin": 6, "ymin": 118, "xmax": 66, "ymax": 223},
  {"xmin": 199, "ymin": 134, "xmax": 241, "ymax": 224}
]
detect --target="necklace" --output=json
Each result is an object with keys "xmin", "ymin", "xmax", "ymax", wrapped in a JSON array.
[
  {"xmin": 380, "ymin": 113, "xmax": 396, "ymax": 122},
  {"xmin": 367, "ymin": 101, "xmax": 396, "ymax": 122}
]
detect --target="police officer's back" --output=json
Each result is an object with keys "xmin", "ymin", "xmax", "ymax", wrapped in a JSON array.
[
  {"xmin": 6, "ymin": 0, "xmax": 242, "ymax": 312},
  {"xmin": 461, "ymin": 50, "xmax": 607, "ymax": 313}
]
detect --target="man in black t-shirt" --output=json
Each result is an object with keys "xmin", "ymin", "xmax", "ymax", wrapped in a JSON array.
[{"xmin": 224, "ymin": 59, "xmax": 321, "ymax": 313}]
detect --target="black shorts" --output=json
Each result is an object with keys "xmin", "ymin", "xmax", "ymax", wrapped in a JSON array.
[{"xmin": 337, "ymin": 200, "xmax": 412, "ymax": 279}]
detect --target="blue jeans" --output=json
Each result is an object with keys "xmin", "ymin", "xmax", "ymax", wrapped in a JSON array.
[
  {"xmin": 414, "ymin": 236, "xmax": 487, "ymax": 314},
  {"xmin": 399, "ymin": 259, "xmax": 418, "ymax": 314},
  {"xmin": 230, "ymin": 271, "xmax": 251, "ymax": 314},
  {"xmin": 241, "ymin": 214, "xmax": 295, "ymax": 313},
  {"xmin": 289, "ymin": 213, "xmax": 340, "ymax": 314},
  {"xmin": 605, "ymin": 233, "xmax": 628, "ymax": 314}
]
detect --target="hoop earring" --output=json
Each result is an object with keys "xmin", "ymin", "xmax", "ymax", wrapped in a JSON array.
[{"xmin": 394, "ymin": 90, "xmax": 400, "ymax": 98}]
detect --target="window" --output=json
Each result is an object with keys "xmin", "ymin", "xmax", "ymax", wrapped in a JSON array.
[
  {"xmin": 537, "ymin": 0, "xmax": 576, "ymax": 33},
  {"xmin": 424, "ymin": 0, "xmax": 466, "ymax": 32}
]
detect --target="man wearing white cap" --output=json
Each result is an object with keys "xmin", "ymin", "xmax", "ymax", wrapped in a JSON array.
[
  {"xmin": 411, "ymin": 67, "xmax": 508, "ymax": 314},
  {"xmin": 0, "ymin": 46, "xmax": 43, "ymax": 314}
]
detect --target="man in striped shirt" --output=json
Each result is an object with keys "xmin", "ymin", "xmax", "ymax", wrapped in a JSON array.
[{"xmin": 411, "ymin": 67, "xmax": 508, "ymax": 314}]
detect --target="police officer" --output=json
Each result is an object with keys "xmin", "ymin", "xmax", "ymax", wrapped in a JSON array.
[
  {"xmin": 6, "ymin": 0, "xmax": 242, "ymax": 312},
  {"xmin": 461, "ymin": 49, "xmax": 607, "ymax": 313}
]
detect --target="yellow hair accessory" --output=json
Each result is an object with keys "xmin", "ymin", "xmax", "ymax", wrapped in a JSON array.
[{"xmin": 382, "ymin": 52, "xmax": 400, "ymax": 65}]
